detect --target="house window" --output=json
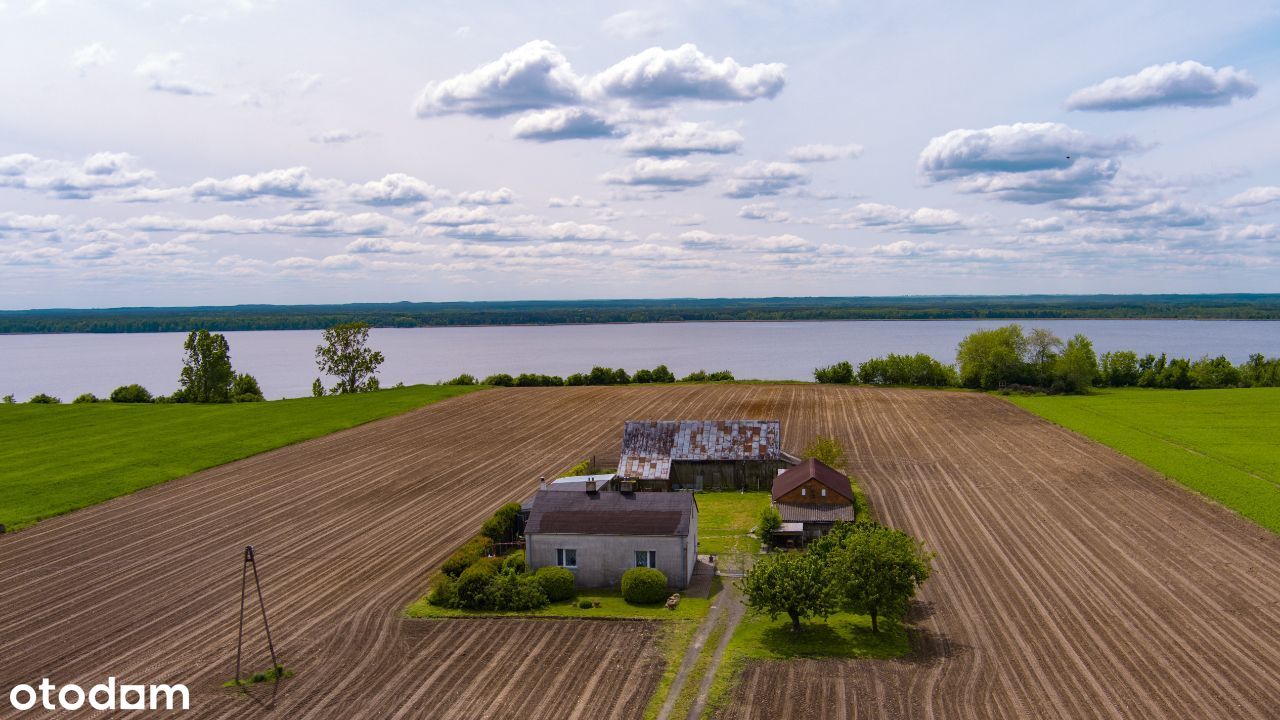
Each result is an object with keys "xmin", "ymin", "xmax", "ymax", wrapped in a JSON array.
[
  {"xmin": 801, "ymin": 488, "xmax": 806, "ymax": 496},
  {"xmin": 635, "ymin": 550, "xmax": 657, "ymax": 568},
  {"xmin": 821, "ymin": 488, "xmax": 827, "ymax": 497},
  {"xmin": 556, "ymin": 548, "xmax": 577, "ymax": 568}
]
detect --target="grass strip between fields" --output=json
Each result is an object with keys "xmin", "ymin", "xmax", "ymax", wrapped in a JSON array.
[
  {"xmin": 0, "ymin": 384, "xmax": 485, "ymax": 531},
  {"xmin": 1008, "ymin": 387, "xmax": 1280, "ymax": 533}
]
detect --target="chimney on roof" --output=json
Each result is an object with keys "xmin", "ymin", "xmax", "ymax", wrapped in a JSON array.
[
  {"xmin": 585, "ymin": 478, "xmax": 597, "ymax": 492},
  {"xmin": 539, "ymin": 476, "xmax": 547, "ymax": 490}
]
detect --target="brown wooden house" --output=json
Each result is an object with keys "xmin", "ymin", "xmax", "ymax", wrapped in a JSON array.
[{"xmin": 771, "ymin": 458, "xmax": 856, "ymax": 543}]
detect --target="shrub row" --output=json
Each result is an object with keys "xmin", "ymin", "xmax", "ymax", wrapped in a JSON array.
[{"xmin": 442, "ymin": 365, "xmax": 734, "ymax": 387}]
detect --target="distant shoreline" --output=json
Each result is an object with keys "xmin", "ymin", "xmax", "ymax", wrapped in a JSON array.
[{"xmin": 3, "ymin": 294, "xmax": 1279, "ymax": 334}]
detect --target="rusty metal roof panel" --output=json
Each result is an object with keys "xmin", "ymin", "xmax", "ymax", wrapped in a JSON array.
[{"xmin": 617, "ymin": 420, "xmax": 782, "ymax": 480}]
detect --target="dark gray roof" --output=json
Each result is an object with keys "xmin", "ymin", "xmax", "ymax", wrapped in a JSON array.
[
  {"xmin": 776, "ymin": 503, "xmax": 855, "ymax": 524},
  {"xmin": 525, "ymin": 490, "xmax": 695, "ymax": 536},
  {"xmin": 618, "ymin": 420, "xmax": 783, "ymax": 480}
]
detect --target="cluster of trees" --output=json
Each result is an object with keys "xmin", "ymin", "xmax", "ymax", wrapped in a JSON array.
[
  {"xmin": 444, "ymin": 364, "xmax": 734, "ymax": 387},
  {"xmin": 739, "ymin": 520, "xmax": 934, "ymax": 633},
  {"xmin": 815, "ymin": 324, "xmax": 1280, "ymax": 394},
  {"xmin": 8, "ymin": 294, "xmax": 1280, "ymax": 334}
]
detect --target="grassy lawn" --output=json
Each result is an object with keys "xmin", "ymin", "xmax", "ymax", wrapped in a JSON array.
[
  {"xmin": 696, "ymin": 490, "xmax": 771, "ymax": 556},
  {"xmin": 704, "ymin": 609, "xmax": 910, "ymax": 717},
  {"xmin": 405, "ymin": 587, "xmax": 713, "ymax": 621},
  {"xmin": 1009, "ymin": 387, "xmax": 1280, "ymax": 533},
  {"xmin": 0, "ymin": 384, "xmax": 484, "ymax": 530}
]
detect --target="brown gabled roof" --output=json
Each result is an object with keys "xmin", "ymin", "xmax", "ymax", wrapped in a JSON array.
[
  {"xmin": 525, "ymin": 490, "xmax": 695, "ymax": 536},
  {"xmin": 771, "ymin": 458, "xmax": 855, "ymax": 503},
  {"xmin": 618, "ymin": 420, "xmax": 783, "ymax": 480}
]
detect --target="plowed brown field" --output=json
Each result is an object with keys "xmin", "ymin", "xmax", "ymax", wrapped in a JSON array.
[{"xmin": 2, "ymin": 385, "xmax": 1278, "ymax": 719}]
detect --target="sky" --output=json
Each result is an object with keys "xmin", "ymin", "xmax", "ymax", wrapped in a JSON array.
[{"xmin": 1, "ymin": 0, "xmax": 1279, "ymax": 310}]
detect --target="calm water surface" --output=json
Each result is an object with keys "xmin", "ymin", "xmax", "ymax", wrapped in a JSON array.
[{"xmin": 2, "ymin": 320, "xmax": 1278, "ymax": 400}]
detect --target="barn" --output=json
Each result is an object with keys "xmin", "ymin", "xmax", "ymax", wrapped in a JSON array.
[{"xmin": 613, "ymin": 420, "xmax": 794, "ymax": 491}]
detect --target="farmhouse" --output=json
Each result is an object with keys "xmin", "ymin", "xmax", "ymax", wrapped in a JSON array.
[
  {"xmin": 771, "ymin": 458, "xmax": 856, "ymax": 543},
  {"xmin": 614, "ymin": 419, "xmax": 793, "ymax": 491},
  {"xmin": 524, "ymin": 489, "xmax": 698, "ymax": 589}
]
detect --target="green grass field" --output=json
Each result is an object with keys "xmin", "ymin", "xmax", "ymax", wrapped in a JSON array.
[
  {"xmin": 695, "ymin": 491, "xmax": 772, "ymax": 556},
  {"xmin": 0, "ymin": 384, "xmax": 483, "ymax": 531},
  {"xmin": 1009, "ymin": 387, "xmax": 1280, "ymax": 533}
]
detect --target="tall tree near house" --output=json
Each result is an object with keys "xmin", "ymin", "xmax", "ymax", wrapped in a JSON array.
[
  {"xmin": 315, "ymin": 322, "xmax": 385, "ymax": 394},
  {"xmin": 178, "ymin": 330, "xmax": 235, "ymax": 403},
  {"xmin": 802, "ymin": 435, "xmax": 847, "ymax": 470},
  {"xmin": 830, "ymin": 521, "xmax": 933, "ymax": 632},
  {"xmin": 738, "ymin": 550, "xmax": 836, "ymax": 632}
]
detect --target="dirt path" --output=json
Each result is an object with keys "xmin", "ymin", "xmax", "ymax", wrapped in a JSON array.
[
  {"xmin": 656, "ymin": 585, "xmax": 731, "ymax": 720},
  {"xmin": 685, "ymin": 578, "xmax": 748, "ymax": 720},
  {"xmin": 2, "ymin": 385, "xmax": 1278, "ymax": 718}
]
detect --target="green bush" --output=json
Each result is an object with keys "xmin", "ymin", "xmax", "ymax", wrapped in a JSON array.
[
  {"xmin": 482, "ymin": 373, "xmax": 514, "ymax": 387},
  {"xmin": 110, "ymin": 384, "xmax": 153, "ymax": 403},
  {"xmin": 27, "ymin": 393, "xmax": 61, "ymax": 404},
  {"xmin": 758, "ymin": 505, "xmax": 783, "ymax": 544},
  {"xmin": 427, "ymin": 572, "xmax": 460, "ymax": 608},
  {"xmin": 502, "ymin": 550, "xmax": 526, "ymax": 574},
  {"xmin": 231, "ymin": 373, "xmax": 265, "ymax": 402},
  {"xmin": 534, "ymin": 566, "xmax": 576, "ymax": 601},
  {"xmin": 578, "ymin": 599, "xmax": 594, "ymax": 609},
  {"xmin": 621, "ymin": 567, "xmax": 668, "ymax": 604},
  {"xmin": 457, "ymin": 560, "xmax": 500, "ymax": 609},
  {"xmin": 486, "ymin": 570, "xmax": 548, "ymax": 611},
  {"xmin": 445, "ymin": 373, "xmax": 477, "ymax": 386},
  {"xmin": 72, "ymin": 393, "xmax": 100, "ymax": 404},
  {"xmin": 814, "ymin": 361, "xmax": 855, "ymax": 384},
  {"xmin": 441, "ymin": 536, "xmax": 494, "ymax": 577},
  {"xmin": 481, "ymin": 502, "xmax": 523, "ymax": 543}
]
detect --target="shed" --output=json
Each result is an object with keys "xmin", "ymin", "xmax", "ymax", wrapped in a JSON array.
[{"xmin": 614, "ymin": 420, "xmax": 793, "ymax": 490}]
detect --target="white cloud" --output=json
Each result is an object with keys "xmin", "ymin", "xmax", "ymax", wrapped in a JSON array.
[
  {"xmin": 918, "ymin": 122, "xmax": 1141, "ymax": 202},
  {"xmin": 678, "ymin": 230, "xmax": 813, "ymax": 253},
  {"xmin": 0, "ymin": 212, "xmax": 63, "ymax": 233},
  {"xmin": 511, "ymin": 107, "xmax": 618, "ymax": 141},
  {"xmin": 600, "ymin": 10, "xmax": 670, "ymax": 39},
  {"xmin": 189, "ymin": 167, "xmax": 333, "ymax": 201},
  {"xmin": 70, "ymin": 42, "xmax": 114, "ymax": 75},
  {"xmin": 738, "ymin": 202, "xmax": 792, "ymax": 223},
  {"xmin": 622, "ymin": 122, "xmax": 743, "ymax": 157},
  {"xmin": 454, "ymin": 25, "xmax": 472, "ymax": 39},
  {"xmin": 456, "ymin": 187, "xmax": 515, "ymax": 205},
  {"xmin": 347, "ymin": 173, "xmax": 446, "ymax": 206},
  {"xmin": 135, "ymin": 52, "xmax": 212, "ymax": 96},
  {"xmin": 1066, "ymin": 61, "xmax": 1258, "ymax": 111},
  {"xmin": 443, "ymin": 218, "xmax": 638, "ymax": 243},
  {"xmin": 829, "ymin": 203, "xmax": 977, "ymax": 234},
  {"xmin": 1017, "ymin": 216, "xmax": 1066, "ymax": 233},
  {"xmin": 419, "ymin": 206, "xmax": 494, "ymax": 226},
  {"xmin": 1224, "ymin": 186, "xmax": 1280, "ymax": 209},
  {"xmin": 787, "ymin": 143, "xmax": 863, "ymax": 163},
  {"xmin": 0, "ymin": 151, "xmax": 154, "ymax": 198},
  {"xmin": 548, "ymin": 195, "xmax": 604, "ymax": 208},
  {"xmin": 309, "ymin": 128, "xmax": 366, "ymax": 144},
  {"xmin": 724, "ymin": 161, "xmax": 808, "ymax": 198},
  {"xmin": 601, "ymin": 158, "xmax": 717, "ymax": 189},
  {"xmin": 124, "ymin": 210, "xmax": 401, "ymax": 237},
  {"xmin": 413, "ymin": 40, "xmax": 583, "ymax": 118},
  {"xmin": 591, "ymin": 44, "xmax": 785, "ymax": 105},
  {"xmin": 284, "ymin": 71, "xmax": 323, "ymax": 95}
]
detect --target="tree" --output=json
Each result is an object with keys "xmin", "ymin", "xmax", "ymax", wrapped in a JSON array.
[
  {"xmin": 179, "ymin": 330, "xmax": 234, "ymax": 403},
  {"xmin": 1190, "ymin": 356, "xmax": 1241, "ymax": 388},
  {"xmin": 1052, "ymin": 334, "xmax": 1098, "ymax": 393},
  {"xmin": 1026, "ymin": 328, "xmax": 1063, "ymax": 386},
  {"xmin": 758, "ymin": 505, "xmax": 783, "ymax": 545},
  {"xmin": 311, "ymin": 378, "xmax": 326, "ymax": 397},
  {"xmin": 73, "ymin": 393, "xmax": 99, "ymax": 404},
  {"xmin": 802, "ymin": 435, "xmax": 846, "ymax": 470},
  {"xmin": 738, "ymin": 550, "xmax": 836, "ymax": 632},
  {"xmin": 27, "ymin": 393, "xmax": 61, "ymax": 404},
  {"xmin": 650, "ymin": 364, "xmax": 676, "ymax": 383},
  {"xmin": 956, "ymin": 325, "xmax": 1030, "ymax": 389},
  {"xmin": 110, "ymin": 384, "xmax": 153, "ymax": 403},
  {"xmin": 231, "ymin": 373, "xmax": 265, "ymax": 402},
  {"xmin": 315, "ymin": 322, "xmax": 385, "ymax": 394},
  {"xmin": 814, "ymin": 361, "xmax": 855, "ymax": 384},
  {"xmin": 829, "ymin": 521, "xmax": 934, "ymax": 632},
  {"xmin": 2, "ymin": 394, "xmax": 14, "ymax": 404},
  {"xmin": 1099, "ymin": 350, "xmax": 1139, "ymax": 387}
]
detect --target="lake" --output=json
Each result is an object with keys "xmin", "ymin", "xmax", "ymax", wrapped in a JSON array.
[{"xmin": 2, "ymin": 319, "xmax": 1279, "ymax": 401}]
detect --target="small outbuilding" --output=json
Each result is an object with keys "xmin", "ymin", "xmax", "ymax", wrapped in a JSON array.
[
  {"xmin": 614, "ymin": 419, "xmax": 793, "ymax": 491},
  {"xmin": 524, "ymin": 489, "xmax": 698, "ymax": 589},
  {"xmin": 771, "ymin": 458, "xmax": 856, "ymax": 543}
]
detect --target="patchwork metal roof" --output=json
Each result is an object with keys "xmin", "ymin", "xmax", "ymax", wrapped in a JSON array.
[{"xmin": 617, "ymin": 420, "xmax": 783, "ymax": 480}]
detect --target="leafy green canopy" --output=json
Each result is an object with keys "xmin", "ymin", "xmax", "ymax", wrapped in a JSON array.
[{"xmin": 315, "ymin": 322, "xmax": 385, "ymax": 395}]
